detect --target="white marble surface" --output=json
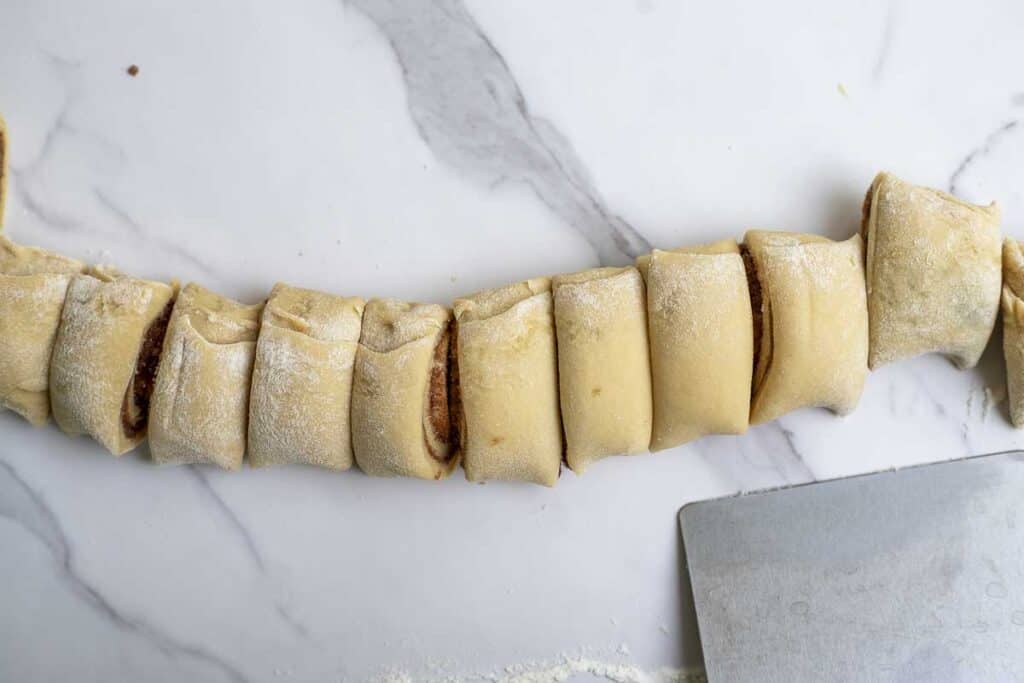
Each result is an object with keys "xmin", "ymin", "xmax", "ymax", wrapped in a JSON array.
[{"xmin": 1, "ymin": 0, "xmax": 1023, "ymax": 681}]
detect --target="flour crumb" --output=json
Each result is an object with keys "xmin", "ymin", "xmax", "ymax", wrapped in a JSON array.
[
  {"xmin": 617, "ymin": 643, "xmax": 631, "ymax": 656},
  {"xmin": 370, "ymin": 658, "xmax": 704, "ymax": 683},
  {"xmin": 369, "ymin": 668, "xmax": 413, "ymax": 683},
  {"xmin": 837, "ymin": 82, "xmax": 848, "ymax": 97},
  {"xmin": 500, "ymin": 657, "xmax": 703, "ymax": 683},
  {"xmin": 659, "ymin": 624, "xmax": 670, "ymax": 636}
]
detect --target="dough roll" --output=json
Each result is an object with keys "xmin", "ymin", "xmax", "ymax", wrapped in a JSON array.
[
  {"xmin": 1001, "ymin": 239, "xmax": 1024, "ymax": 427},
  {"xmin": 0, "ymin": 237, "xmax": 86, "ymax": 425},
  {"xmin": 637, "ymin": 240, "xmax": 753, "ymax": 450},
  {"xmin": 454, "ymin": 278, "xmax": 562, "ymax": 486},
  {"xmin": 49, "ymin": 268, "xmax": 176, "ymax": 454},
  {"xmin": 743, "ymin": 230, "xmax": 868, "ymax": 425},
  {"xmin": 862, "ymin": 172, "xmax": 1001, "ymax": 369},
  {"xmin": 248, "ymin": 283, "xmax": 364, "ymax": 469},
  {"xmin": 149, "ymin": 283, "xmax": 263, "ymax": 469},
  {"xmin": 350, "ymin": 298, "xmax": 456, "ymax": 479},
  {"xmin": 552, "ymin": 266, "xmax": 652, "ymax": 472}
]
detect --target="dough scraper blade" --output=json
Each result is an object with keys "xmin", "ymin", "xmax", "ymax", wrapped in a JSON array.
[{"xmin": 679, "ymin": 451, "xmax": 1024, "ymax": 682}]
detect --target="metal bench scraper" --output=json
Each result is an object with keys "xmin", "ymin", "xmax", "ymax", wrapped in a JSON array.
[{"xmin": 679, "ymin": 451, "xmax": 1024, "ymax": 682}]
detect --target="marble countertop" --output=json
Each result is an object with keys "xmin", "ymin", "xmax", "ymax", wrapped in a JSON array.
[{"xmin": 2, "ymin": 1, "xmax": 1023, "ymax": 681}]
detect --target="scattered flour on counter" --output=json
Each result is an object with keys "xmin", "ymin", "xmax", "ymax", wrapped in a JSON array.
[
  {"xmin": 484, "ymin": 655, "xmax": 702, "ymax": 683},
  {"xmin": 367, "ymin": 656, "xmax": 704, "ymax": 683},
  {"xmin": 368, "ymin": 669, "xmax": 414, "ymax": 683}
]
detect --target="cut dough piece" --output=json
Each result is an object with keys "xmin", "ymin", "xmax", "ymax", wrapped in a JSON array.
[
  {"xmin": 0, "ymin": 236, "xmax": 86, "ymax": 425},
  {"xmin": 351, "ymin": 298, "xmax": 456, "ymax": 479},
  {"xmin": 248, "ymin": 283, "xmax": 364, "ymax": 469},
  {"xmin": 743, "ymin": 230, "xmax": 868, "ymax": 425},
  {"xmin": 862, "ymin": 172, "xmax": 1001, "ymax": 369},
  {"xmin": 49, "ymin": 267, "xmax": 176, "ymax": 454},
  {"xmin": 149, "ymin": 283, "xmax": 263, "ymax": 469},
  {"xmin": 637, "ymin": 240, "xmax": 753, "ymax": 450},
  {"xmin": 1001, "ymin": 239, "xmax": 1024, "ymax": 427},
  {"xmin": 454, "ymin": 278, "xmax": 562, "ymax": 486},
  {"xmin": 552, "ymin": 266, "xmax": 652, "ymax": 472}
]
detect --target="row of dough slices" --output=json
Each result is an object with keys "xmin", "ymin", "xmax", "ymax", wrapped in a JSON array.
[{"xmin": 0, "ymin": 123, "xmax": 1011, "ymax": 484}]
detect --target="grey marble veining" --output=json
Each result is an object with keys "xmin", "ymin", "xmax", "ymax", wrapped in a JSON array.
[
  {"xmin": 0, "ymin": 461, "xmax": 248, "ymax": 683},
  {"xmin": 184, "ymin": 465, "xmax": 312, "ymax": 641},
  {"xmin": 949, "ymin": 119, "xmax": 1020, "ymax": 196},
  {"xmin": 349, "ymin": 0, "xmax": 651, "ymax": 265},
  {"xmin": 870, "ymin": 1, "xmax": 896, "ymax": 82}
]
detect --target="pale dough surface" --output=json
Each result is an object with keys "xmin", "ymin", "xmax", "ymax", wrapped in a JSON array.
[
  {"xmin": 149, "ymin": 283, "xmax": 263, "ymax": 470},
  {"xmin": 863, "ymin": 172, "xmax": 1001, "ymax": 369},
  {"xmin": 0, "ymin": 236, "xmax": 85, "ymax": 425},
  {"xmin": 455, "ymin": 278, "xmax": 562, "ymax": 486},
  {"xmin": 49, "ymin": 267, "xmax": 176, "ymax": 455},
  {"xmin": 745, "ymin": 230, "xmax": 868, "ymax": 425},
  {"xmin": 637, "ymin": 240, "xmax": 752, "ymax": 450},
  {"xmin": 1001, "ymin": 240, "xmax": 1024, "ymax": 427},
  {"xmin": 351, "ymin": 298, "xmax": 455, "ymax": 480},
  {"xmin": 248, "ymin": 283, "xmax": 364, "ymax": 469},
  {"xmin": 552, "ymin": 266, "xmax": 651, "ymax": 472}
]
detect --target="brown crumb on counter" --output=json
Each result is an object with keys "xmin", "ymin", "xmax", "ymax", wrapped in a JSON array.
[{"xmin": 127, "ymin": 65, "xmax": 139, "ymax": 77}]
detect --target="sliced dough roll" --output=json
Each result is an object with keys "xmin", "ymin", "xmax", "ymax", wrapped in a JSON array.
[
  {"xmin": 552, "ymin": 266, "xmax": 652, "ymax": 472},
  {"xmin": 862, "ymin": 172, "xmax": 1001, "ymax": 369},
  {"xmin": 350, "ymin": 298, "xmax": 456, "ymax": 479},
  {"xmin": 454, "ymin": 278, "xmax": 562, "ymax": 486},
  {"xmin": 743, "ymin": 230, "xmax": 868, "ymax": 425},
  {"xmin": 1001, "ymin": 239, "xmax": 1024, "ymax": 427},
  {"xmin": 149, "ymin": 283, "xmax": 263, "ymax": 470},
  {"xmin": 248, "ymin": 283, "xmax": 365, "ymax": 469},
  {"xmin": 0, "ymin": 237, "xmax": 86, "ymax": 425},
  {"xmin": 49, "ymin": 267, "xmax": 176, "ymax": 454},
  {"xmin": 637, "ymin": 240, "xmax": 753, "ymax": 450}
]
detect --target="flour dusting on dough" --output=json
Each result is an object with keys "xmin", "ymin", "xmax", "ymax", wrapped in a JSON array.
[
  {"xmin": 149, "ymin": 284, "xmax": 262, "ymax": 469},
  {"xmin": 351, "ymin": 298, "xmax": 454, "ymax": 479},
  {"xmin": 865, "ymin": 173, "xmax": 1000, "ymax": 369},
  {"xmin": 248, "ymin": 284, "xmax": 364, "ymax": 469}
]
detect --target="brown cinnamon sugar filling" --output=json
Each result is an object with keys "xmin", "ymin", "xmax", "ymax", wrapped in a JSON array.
[
  {"xmin": 121, "ymin": 300, "xmax": 174, "ymax": 438},
  {"xmin": 740, "ymin": 244, "xmax": 763, "ymax": 385},
  {"xmin": 448, "ymin": 320, "xmax": 464, "ymax": 460},
  {"xmin": 424, "ymin": 323, "xmax": 456, "ymax": 465}
]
